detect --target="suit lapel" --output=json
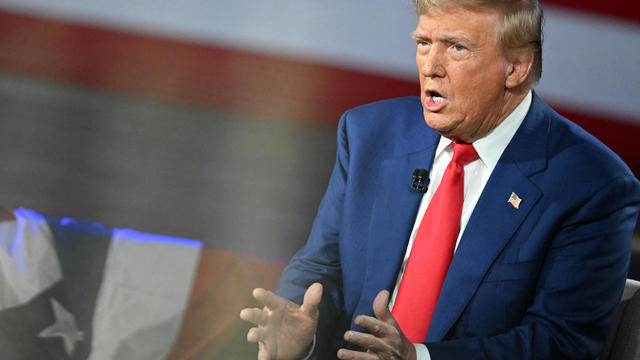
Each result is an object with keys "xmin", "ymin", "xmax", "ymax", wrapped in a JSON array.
[
  {"xmin": 426, "ymin": 162, "xmax": 542, "ymax": 340},
  {"xmin": 358, "ymin": 122, "xmax": 440, "ymax": 314},
  {"xmin": 426, "ymin": 93, "xmax": 550, "ymax": 341}
]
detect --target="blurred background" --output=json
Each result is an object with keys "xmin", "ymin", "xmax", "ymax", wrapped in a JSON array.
[{"xmin": 0, "ymin": 0, "xmax": 639, "ymax": 358}]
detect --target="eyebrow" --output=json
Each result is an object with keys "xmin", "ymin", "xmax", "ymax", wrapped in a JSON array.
[
  {"xmin": 411, "ymin": 31, "xmax": 426, "ymax": 40},
  {"xmin": 411, "ymin": 31, "xmax": 474, "ymax": 46}
]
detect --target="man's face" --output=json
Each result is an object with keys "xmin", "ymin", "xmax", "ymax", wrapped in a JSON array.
[{"xmin": 414, "ymin": 6, "xmax": 513, "ymax": 143}]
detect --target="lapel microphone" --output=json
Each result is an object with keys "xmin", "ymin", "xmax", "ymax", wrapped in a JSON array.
[{"xmin": 411, "ymin": 169, "xmax": 430, "ymax": 193}]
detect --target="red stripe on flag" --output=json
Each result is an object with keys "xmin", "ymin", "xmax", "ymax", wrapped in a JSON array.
[
  {"xmin": 543, "ymin": 0, "xmax": 640, "ymax": 23},
  {"xmin": 0, "ymin": 10, "xmax": 638, "ymax": 175},
  {"xmin": 0, "ymin": 10, "xmax": 417, "ymax": 128},
  {"xmin": 552, "ymin": 107, "xmax": 640, "ymax": 175}
]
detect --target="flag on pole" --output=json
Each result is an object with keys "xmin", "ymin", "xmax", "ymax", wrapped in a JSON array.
[{"xmin": 0, "ymin": 208, "xmax": 286, "ymax": 359}]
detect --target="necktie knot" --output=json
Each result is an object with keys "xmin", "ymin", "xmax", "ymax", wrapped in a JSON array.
[{"xmin": 451, "ymin": 142, "xmax": 478, "ymax": 166}]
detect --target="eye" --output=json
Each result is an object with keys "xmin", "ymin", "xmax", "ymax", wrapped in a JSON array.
[
  {"xmin": 416, "ymin": 40, "xmax": 430, "ymax": 47},
  {"xmin": 452, "ymin": 44, "xmax": 466, "ymax": 52}
]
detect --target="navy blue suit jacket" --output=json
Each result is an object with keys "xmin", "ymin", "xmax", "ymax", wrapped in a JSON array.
[{"xmin": 276, "ymin": 93, "xmax": 640, "ymax": 359}]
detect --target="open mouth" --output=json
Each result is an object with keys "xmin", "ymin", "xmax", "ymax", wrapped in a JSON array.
[
  {"xmin": 429, "ymin": 90, "xmax": 445, "ymax": 103},
  {"xmin": 424, "ymin": 90, "xmax": 448, "ymax": 110}
]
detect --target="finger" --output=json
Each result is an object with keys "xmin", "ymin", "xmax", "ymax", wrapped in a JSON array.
[
  {"xmin": 246, "ymin": 327, "xmax": 266, "ymax": 343},
  {"xmin": 253, "ymin": 288, "xmax": 287, "ymax": 309},
  {"xmin": 301, "ymin": 282, "xmax": 323, "ymax": 314},
  {"xmin": 344, "ymin": 329, "xmax": 390, "ymax": 353},
  {"xmin": 353, "ymin": 315, "xmax": 395, "ymax": 338},
  {"xmin": 239, "ymin": 307, "xmax": 268, "ymax": 325},
  {"xmin": 372, "ymin": 290, "xmax": 394, "ymax": 324},
  {"xmin": 337, "ymin": 348, "xmax": 378, "ymax": 360},
  {"xmin": 257, "ymin": 344, "xmax": 271, "ymax": 360}
]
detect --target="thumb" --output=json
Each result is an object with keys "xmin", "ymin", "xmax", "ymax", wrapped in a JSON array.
[
  {"xmin": 372, "ymin": 290, "xmax": 395, "ymax": 324},
  {"xmin": 301, "ymin": 282, "xmax": 323, "ymax": 314}
]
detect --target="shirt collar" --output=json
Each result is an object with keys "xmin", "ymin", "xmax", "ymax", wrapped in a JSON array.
[{"xmin": 434, "ymin": 90, "xmax": 532, "ymax": 171}]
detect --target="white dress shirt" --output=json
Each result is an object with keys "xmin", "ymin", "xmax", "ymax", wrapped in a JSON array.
[{"xmin": 390, "ymin": 91, "xmax": 532, "ymax": 360}]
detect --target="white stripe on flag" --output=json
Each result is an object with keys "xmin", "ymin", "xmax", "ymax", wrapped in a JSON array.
[
  {"xmin": 0, "ymin": 208, "xmax": 62, "ymax": 311},
  {"xmin": 538, "ymin": 6, "xmax": 640, "ymax": 123},
  {"xmin": 88, "ymin": 228, "xmax": 202, "ymax": 360}
]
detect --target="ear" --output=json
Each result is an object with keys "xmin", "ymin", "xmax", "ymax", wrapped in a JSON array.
[{"xmin": 504, "ymin": 48, "xmax": 534, "ymax": 89}]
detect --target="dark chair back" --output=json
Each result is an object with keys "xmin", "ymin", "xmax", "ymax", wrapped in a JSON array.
[{"xmin": 600, "ymin": 279, "xmax": 640, "ymax": 360}]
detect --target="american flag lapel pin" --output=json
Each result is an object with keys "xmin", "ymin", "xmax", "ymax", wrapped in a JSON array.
[{"xmin": 507, "ymin": 192, "xmax": 522, "ymax": 209}]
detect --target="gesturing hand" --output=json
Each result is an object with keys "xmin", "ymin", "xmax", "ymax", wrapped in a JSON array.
[
  {"xmin": 240, "ymin": 283, "xmax": 323, "ymax": 360},
  {"xmin": 337, "ymin": 290, "xmax": 416, "ymax": 360}
]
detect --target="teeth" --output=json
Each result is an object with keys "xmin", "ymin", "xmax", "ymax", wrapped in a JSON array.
[{"xmin": 432, "ymin": 96, "xmax": 444, "ymax": 103}]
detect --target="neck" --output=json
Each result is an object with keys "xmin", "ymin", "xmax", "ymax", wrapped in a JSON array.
[
  {"xmin": 453, "ymin": 87, "xmax": 530, "ymax": 144},
  {"xmin": 499, "ymin": 86, "xmax": 530, "ymax": 123}
]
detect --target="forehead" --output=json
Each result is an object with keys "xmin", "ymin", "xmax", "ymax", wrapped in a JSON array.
[{"xmin": 414, "ymin": 6, "xmax": 501, "ymax": 43}]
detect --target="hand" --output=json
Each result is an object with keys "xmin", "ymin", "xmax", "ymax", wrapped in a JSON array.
[
  {"xmin": 240, "ymin": 283, "xmax": 322, "ymax": 360},
  {"xmin": 337, "ymin": 290, "xmax": 416, "ymax": 360}
]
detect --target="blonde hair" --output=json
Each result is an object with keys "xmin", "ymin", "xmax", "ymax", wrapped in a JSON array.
[{"xmin": 415, "ymin": 0, "xmax": 543, "ymax": 86}]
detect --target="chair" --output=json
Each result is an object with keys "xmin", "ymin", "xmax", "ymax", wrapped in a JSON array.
[{"xmin": 600, "ymin": 279, "xmax": 640, "ymax": 359}]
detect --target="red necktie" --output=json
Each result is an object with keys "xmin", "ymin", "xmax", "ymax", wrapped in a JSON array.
[{"xmin": 392, "ymin": 142, "xmax": 478, "ymax": 342}]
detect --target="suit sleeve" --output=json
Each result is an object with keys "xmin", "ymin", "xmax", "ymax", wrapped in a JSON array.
[
  {"xmin": 275, "ymin": 111, "xmax": 351, "ymax": 357},
  {"xmin": 426, "ymin": 174, "xmax": 640, "ymax": 360}
]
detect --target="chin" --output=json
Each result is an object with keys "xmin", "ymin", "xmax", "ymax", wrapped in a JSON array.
[
  {"xmin": 423, "ymin": 113, "xmax": 467, "ymax": 141},
  {"xmin": 424, "ymin": 112, "xmax": 452, "ymax": 132}
]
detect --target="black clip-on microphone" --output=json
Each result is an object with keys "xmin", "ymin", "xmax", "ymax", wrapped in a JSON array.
[{"xmin": 410, "ymin": 169, "xmax": 430, "ymax": 193}]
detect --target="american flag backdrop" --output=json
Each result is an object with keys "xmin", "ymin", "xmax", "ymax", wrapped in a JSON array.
[
  {"xmin": 0, "ymin": 1, "xmax": 638, "ymax": 359},
  {"xmin": 0, "ymin": 0, "xmax": 638, "ymax": 164}
]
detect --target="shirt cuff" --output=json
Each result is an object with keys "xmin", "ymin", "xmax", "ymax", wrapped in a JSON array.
[
  {"xmin": 414, "ymin": 343, "xmax": 431, "ymax": 360},
  {"xmin": 301, "ymin": 335, "xmax": 316, "ymax": 360}
]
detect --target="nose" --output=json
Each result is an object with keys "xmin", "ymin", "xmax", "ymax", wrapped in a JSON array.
[{"xmin": 419, "ymin": 47, "xmax": 446, "ymax": 78}]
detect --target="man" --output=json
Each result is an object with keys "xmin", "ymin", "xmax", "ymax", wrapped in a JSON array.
[{"xmin": 240, "ymin": 0, "xmax": 640, "ymax": 359}]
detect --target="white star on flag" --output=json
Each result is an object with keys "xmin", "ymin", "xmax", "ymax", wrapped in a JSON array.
[{"xmin": 38, "ymin": 298, "xmax": 84, "ymax": 356}]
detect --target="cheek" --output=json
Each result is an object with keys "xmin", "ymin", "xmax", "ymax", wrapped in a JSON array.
[
  {"xmin": 472, "ymin": 64, "xmax": 509, "ymax": 94},
  {"xmin": 451, "ymin": 68, "xmax": 501, "ymax": 106}
]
